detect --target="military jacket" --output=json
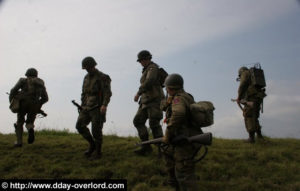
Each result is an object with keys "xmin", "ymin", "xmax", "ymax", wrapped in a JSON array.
[
  {"xmin": 10, "ymin": 77, "xmax": 48, "ymax": 105},
  {"xmin": 137, "ymin": 62, "xmax": 164, "ymax": 105},
  {"xmin": 165, "ymin": 90, "xmax": 201, "ymax": 141},
  {"xmin": 81, "ymin": 68, "xmax": 112, "ymax": 108},
  {"xmin": 238, "ymin": 70, "xmax": 265, "ymax": 100}
]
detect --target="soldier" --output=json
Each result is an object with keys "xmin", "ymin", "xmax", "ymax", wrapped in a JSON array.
[
  {"xmin": 9, "ymin": 68, "xmax": 48, "ymax": 147},
  {"xmin": 133, "ymin": 50, "xmax": 164, "ymax": 155},
  {"xmin": 162, "ymin": 73, "xmax": 202, "ymax": 191},
  {"xmin": 75, "ymin": 57, "xmax": 112, "ymax": 159},
  {"xmin": 236, "ymin": 66, "xmax": 266, "ymax": 143}
]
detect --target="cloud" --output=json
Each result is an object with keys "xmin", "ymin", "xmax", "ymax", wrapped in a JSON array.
[{"xmin": 0, "ymin": 1, "xmax": 298, "ymax": 138}]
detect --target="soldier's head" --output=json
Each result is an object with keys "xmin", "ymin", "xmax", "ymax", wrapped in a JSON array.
[
  {"xmin": 237, "ymin": 66, "xmax": 248, "ymax": 81},
  {"xmin": 137, "ymin": 50, "xmax": 152, "ymax": 67},
  {"xmin": 164, "ymin": 73, "xmax": 184, "ymax": 95},
  {"xmin": 25, "ymin": 68, "xmax": 38, "ymax": 77},
  {"xmin": 82, "ymin": 57, "xmax": 97, "ymax": 73}
]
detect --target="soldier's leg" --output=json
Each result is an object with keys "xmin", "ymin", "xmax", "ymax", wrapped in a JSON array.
[
  {"xmin": 148, "ymin": 105, "xmax": 163, "ymax": 138},
  {"xmin": 244, "ymin": 117, "xmax": 255, "ymax": 143},
  {"xmin": 175, "ymin": 144, "xmax": 199, "ymax": 191},
  {"xmin": 15, "ymin": 112, "xmax": 26, "ymax": 147},
  {"xmin": 148, "ymin": 105, "xmax": 163, "ymax": 157},
  {"xmin": 91, "ymin": 109, "xmax": 103, "ymax": 159},
  {"xmin": 163, "ymin": 145, "xmax": 179, "ymax": 189},
  {"xmin": 133, "ymin": 106, "xmax": 149, "ymax": 141},
  {"xmin": 75, "ymin": 112, "xmax": 95, "ymax": 157},
  {"xmin": 243, "ymin": 105, "xmax": 255, "ymax": 143},
  {"xmin": 254, "ymin": 101, "xmax": 264, "ymax": 139},
  {"xmin": 25, "ymin": 112, "xmax": 37, "ymax": 144},
  {"xmin": 133, "ymin": 106, "xmax": 152, "ymax": 155}
]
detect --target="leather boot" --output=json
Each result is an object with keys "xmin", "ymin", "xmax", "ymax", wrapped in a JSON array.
[
  {"xmin": 257, "ymin": 130, "xmax": 264, "ymax": 139},
  {"xmin": 245, "ymin": 132, "xmax": 255, "ymax": 143},
  {"xmin": 93, "ymin": 141, "xmax": 102, "ymax": 160},
  {"xmin": 84, "ymin": 137, "xmax": 96, "ymax": 157},
  {"xmin": 134, "ymin": 144, "xmax": 153, "ymax": 156},
  {"xmin": 14, "ymin": 123, "xmax": 23, "ymax": 147},
  {"xmin": 28, "ymin": 128, "xmax": 35, "ymax": 144}
]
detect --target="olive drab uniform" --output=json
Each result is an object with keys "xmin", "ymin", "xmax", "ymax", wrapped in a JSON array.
[
  {"xmin": 133, "ymin": 62, "xmax": 164, "ymax": 148},
  {"xmin": 238, "ymin": 69, "xmax": 266, "ymax": 141},
  {"xmin": 9, "ymin": 77, "xmax": 48, "ymax": 146},
  {"xmin": 75, "ymin": 68, "xmax": 112, "ymax": 156},
  {"xmin": 163, "ymin": 90, "xmax": 202, "ymax": 191}
]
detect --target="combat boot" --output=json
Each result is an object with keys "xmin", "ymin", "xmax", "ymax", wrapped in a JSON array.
[
  {"xmin": 244, "ymin": 132, "xmax": 255, "ymax": 143},
  {"xmin": 93, "ymin": 141, "xmax": 102, "ymax": 160},
  {"xmin": 13, "ymin": 142, "xmax": 22, "ymax": 148},
  {"xmin": 256, "ymin": 130, "xmax": 264, "ymax": 139},
  {"xmin": 14, "ymin": 123, "xmax": 23, "ymax": 147},
  {"xmin": 134, "ymin": 145, "xmax": 153, "ymax": 156},
  {"xmin": 28, "ymin": 128, "xmax": 35, "ymax": 144},
  {"xmin": 84, "ymin": 137, "xmax": 96, "ymax": 158}
]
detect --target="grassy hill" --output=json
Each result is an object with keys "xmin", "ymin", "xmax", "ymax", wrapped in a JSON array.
[{"xmin": 0, "ymin": 130, "xmax": 299, "ymax": 191}]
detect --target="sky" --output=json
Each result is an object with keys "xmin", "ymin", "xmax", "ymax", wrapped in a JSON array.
[{"xmin": 0, "ymin": 0, "xmax": 299, "ymax": 139}]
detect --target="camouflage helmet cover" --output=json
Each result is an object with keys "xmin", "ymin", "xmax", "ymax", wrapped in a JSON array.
[
  {"xmin": 137, "ymin": 50, "xmax": 152, "ymax": 62},
  {"xmin": 164, "ymin": 73, "xmax": 184, "ymax": 89},
  {"xmin": 25, "ymin": 68, "xmax": 38, "ymax": 77},
  {"xmin": 82, "ymin": 57, "xmax": 97, "ymax": 69}
]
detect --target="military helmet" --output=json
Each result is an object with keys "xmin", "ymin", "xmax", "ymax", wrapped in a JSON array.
[
  {"xmin": 82, "ymin": 57, "xmax": 97, "ymax": 69},
  {"xmin": 238, "ymin": 66, "xmax": 248, "ymax": 76},
  {"xmin": 164, "ymin": 73, "xmax": 184, "ymax": 89},
  {"xmin": 25, "ymin": 68, "xmax": 38, "ymax": 77},
  {"xmin": 137, "ymin": 50, "xmax": 152, "ymax": 62}
]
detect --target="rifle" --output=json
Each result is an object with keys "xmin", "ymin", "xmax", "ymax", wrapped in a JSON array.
[
  {"xmin": 231, "ymin": 98, "xmax": 254, "ymax": 110},
  {"xmin": 71, "ymin": 100, "xmax": 100, "ymax": 113},
  {"xmin": 136, "ymin": 132, "xmax": 213, "ymax": 147}
]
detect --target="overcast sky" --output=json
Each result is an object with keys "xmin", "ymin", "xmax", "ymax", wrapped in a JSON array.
[{"xmin": 0, "ymin": 0, "xmax": 299, "ymax": 139}]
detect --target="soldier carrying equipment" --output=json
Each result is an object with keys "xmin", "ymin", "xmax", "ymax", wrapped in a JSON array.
[
  {"xmin": 235, "ymin": 63, "xmax": 267, "ymax": 143},
  {"xmin": 9, "ymin": 68, "xmax": 49, "ymax": 147}
]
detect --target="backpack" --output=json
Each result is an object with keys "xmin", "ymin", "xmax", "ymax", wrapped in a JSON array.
[
  {"xmin": 9, "ymin": 92, "xmax": 21, "ymax": 113},
  {"xmin": 249, "ymin": 63, "xmax": 266, "ymax": 88},
  {"xmin": 190, "ymin": 101, "xmax": 215, "ymax": 128},
  {"xmin": 158, "ymin": 67, "xmax": 168, "ymax": 87}
]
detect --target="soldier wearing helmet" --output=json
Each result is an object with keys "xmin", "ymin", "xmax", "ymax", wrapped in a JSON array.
[
  {"xmin": 133, "ymin": 50, "xmax": 164, "ymax": 156},
  {"xmin": 9, "ymin": 68, "xmax": 48, "ymax": 147},
  {"xmin": 75, "ymin": 57, "xmax": 112, "ymax": 159},
  {"xmin": 236, "ymin": 66, "xmax": 266, "ymax": 143},
  {"xmin": 162, "ymin": 73, "xmax": 202, "ymax": 191}
]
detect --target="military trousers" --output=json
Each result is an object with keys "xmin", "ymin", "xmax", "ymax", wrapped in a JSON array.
[
  {"xmin": 133, "ymin": 103, "xmax": 163, "ymax": 141},
  {"xmin": 163, "ymin": 143, "xmax": 200, "ymax": 191},
  {"xmin": 76, "ymin": 108, "xmax": 104, "ymax": 144},
  {"xmin": 243, "ymin": 99, "xmax": 262, "ymax": 134},
  {"xmin": 15, "ymin": 100, "xmax": 39, "ymax": 144}
]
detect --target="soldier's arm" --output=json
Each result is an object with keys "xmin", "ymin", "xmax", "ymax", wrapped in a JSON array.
[
  {"xmin": 101, "ymin": 75, "xmax": 112, "ymax": 106},
  {"xmin": 137, "ymin": 66, "xmax": 158, "ymax": 95},
  {"xmin": 40, "ymin": 85, "xmax": 49, "ymax": 105},
  {"xmin": 238, "ymin": 72, "xmax": 250, "ymax": 100},
  {"xmin": 165, "ymin": 97, "xmax": 187, "ymax": 141},
  {"xmin": 9, "ymin": 78, "xmax": 25, "ymax": 101},
  {"xmin": 81, "ymin": 76, "xmax": 87, "ymax": 105}
]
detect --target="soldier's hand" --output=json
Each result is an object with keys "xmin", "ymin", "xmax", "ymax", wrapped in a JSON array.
[
  {"xmin": 100, "ymin": 105, "xmax": 107, "ymax": 114},
  {"xmin": 134, "ymin": 94, "xmax": 140, "ymax": 102}
]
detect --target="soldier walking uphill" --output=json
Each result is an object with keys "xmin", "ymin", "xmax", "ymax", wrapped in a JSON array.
[
  {"xmin": 9, "ymin": 68, "xmax": 48, "ymax": 147},
  {"xmin": 162, "ymin": 74, "xmax": 202, "ymax": 191},
  {"xmin": 75, "ymin": 57, "xmax": 112, "ymax": 159},
  {"xmin": 133, "ymin": 50, "xmax": 164, "ymax": 155},
  {"xmin": 236, "ymin": 66, "xmax": 266, "ymax": 143}
]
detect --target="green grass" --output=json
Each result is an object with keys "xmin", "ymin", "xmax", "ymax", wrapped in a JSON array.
[{"xmin": 0, "ymin": 130, "xmax": 299, "ymax": 191}]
